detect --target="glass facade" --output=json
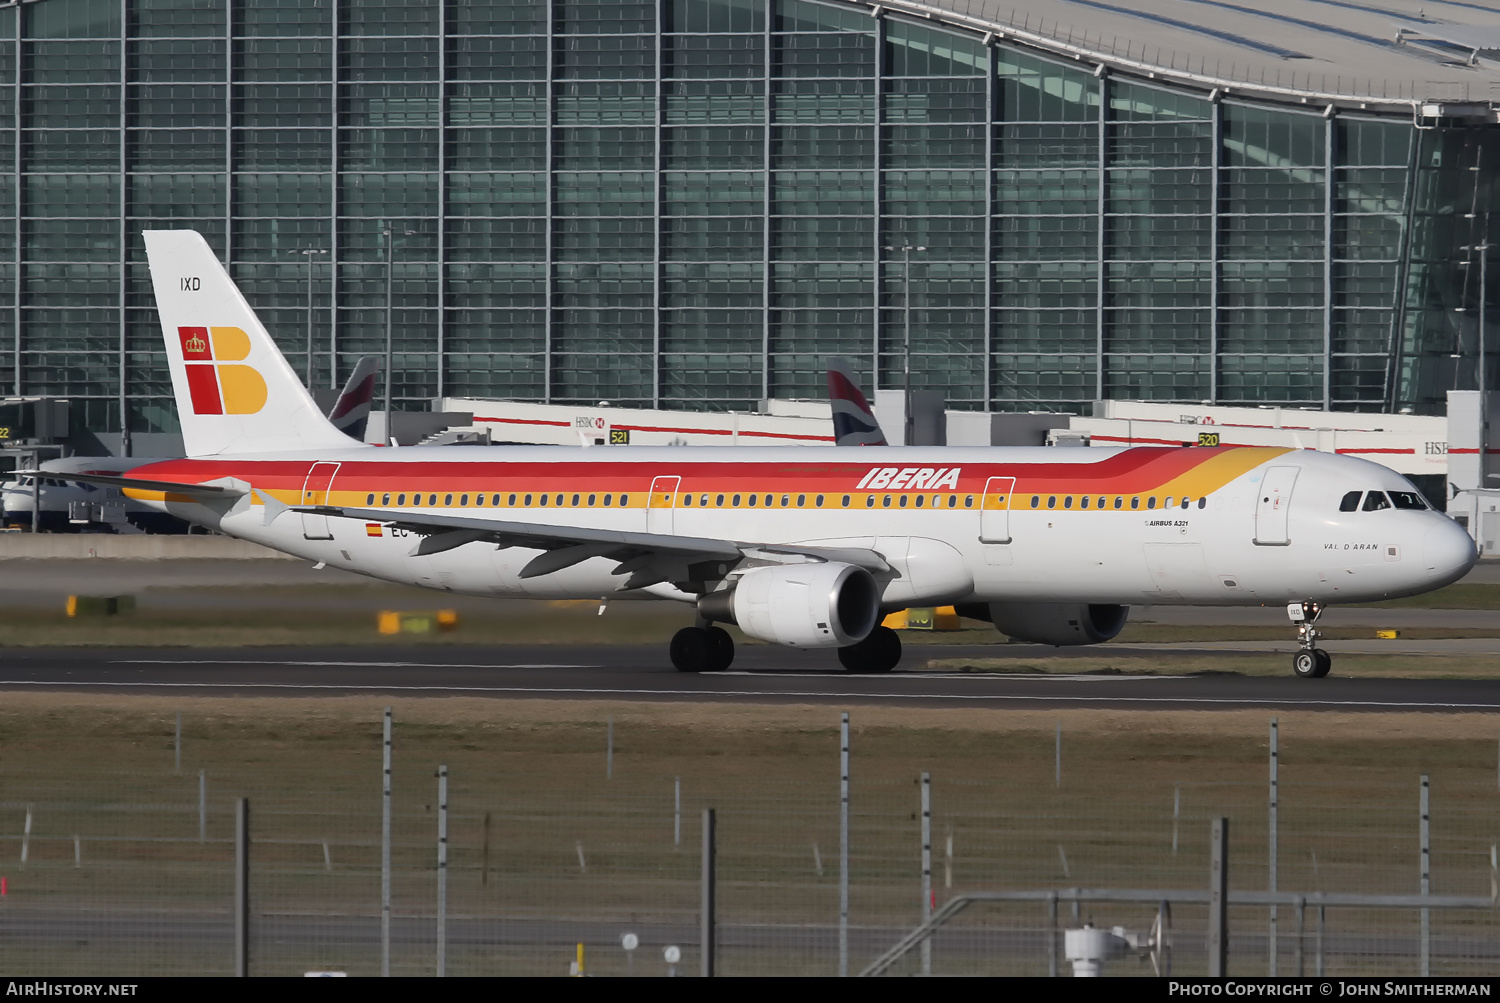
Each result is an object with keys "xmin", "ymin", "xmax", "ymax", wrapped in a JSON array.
[{"xmin": 2, "ymin": 0, "xmax": 1496, "ymax": 442}]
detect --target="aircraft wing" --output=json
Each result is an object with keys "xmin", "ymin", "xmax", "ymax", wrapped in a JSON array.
[{"xmin": 298, "ymin": 505, "xmax": 889, "ymax": 588}]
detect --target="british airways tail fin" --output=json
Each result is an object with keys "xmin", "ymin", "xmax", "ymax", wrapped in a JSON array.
[
  {"xmin": 145, "ymin": 230, "xmax": 363, "ymax": 457},
  {"xmin": 827, "ymin": 357, "xmax": 887, "ymax": 447},
  {"xmin": 327, "ymin": 356, "xmax": 379, "ymax": 443}
]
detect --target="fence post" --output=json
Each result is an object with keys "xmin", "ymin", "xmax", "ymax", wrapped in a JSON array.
[
  {"xmin": 840, "ymin": 711, "xmax": 849, "ymax": 978},
  {"xmin": 198, "ymin": 770, "xmax": 206, "ymax": 843},
  {"xmin": 920, "ymin": 771, "xmax": 932, "ymax": 976},
  {"xmin": 1047, "ymin": 891, "xmax": 1058, "ymax": 977},
  {"xmin": 437, "ymin": 764, "xmax": 448, "ymax": 978},
  {"xmin": 1316, "ymin": 904, "xmax": 1324, "ymax": 977},
  {"xmin": 235, "ymin": 798, "xmax": 249, "ymax": 978},
  {"xmin": 1172, "ymin": 786, "xmax": 1180, "ymax": 854},
  {"xmin": 382, "ymin": 706, "xmax": 392, "ymax": 978},
  {"xmin": 1420, "ymin": 773, "xmax": 1430, "ymax": 977},
  {"xmin": 1269, "ymin": 717, "xmax": 1279, "ymax": 976},
  {"xmin": 1209, "ymin": 817, "xmax": 1229, "ymax": 977},
  {"xmin": 1295, "ymin": 895, "xmax": 1305, "ymax": 977},
  {"xmin": 701, "ymin": 807, "xmax": 716, "ymax": 978}
]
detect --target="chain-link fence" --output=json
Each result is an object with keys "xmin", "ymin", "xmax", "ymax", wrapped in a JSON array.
[{"xmin": 2, "ymin": 743, "xmax": 1496, "ymax": 976}]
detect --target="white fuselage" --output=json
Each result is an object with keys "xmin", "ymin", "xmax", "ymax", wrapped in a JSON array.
[{"xmin": 131, "ymin": 443, "xmax": 1476, "ymax": 609}]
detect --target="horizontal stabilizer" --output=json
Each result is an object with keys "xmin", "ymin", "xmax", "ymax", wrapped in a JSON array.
[{"xmin": 18, "ymin": 470, "xmax": 248, "ymax": 500}]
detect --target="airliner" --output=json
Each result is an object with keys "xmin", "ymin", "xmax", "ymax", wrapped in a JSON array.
[{"xmin": 62, "ymin": 231, "xmax": 1477, "ymax": 678}]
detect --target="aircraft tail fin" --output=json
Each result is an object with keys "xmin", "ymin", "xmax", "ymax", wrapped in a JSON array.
[
  {"xmin": 827, "ymin": 357, "xmax": 887, "ymax": 447},
  {"xmin": 327, "ymin": 356, "xmax": 379, "ymax": 443},
  {"xmin": 144, "ymin": 229, "xmax": 362, "ymax": 457}
]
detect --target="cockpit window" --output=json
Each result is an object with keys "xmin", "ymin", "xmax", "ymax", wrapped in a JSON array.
[
  {"xmin": 1339, "ymin": 491, "xmax": 1361, "ymax": 512},
  {"xmin": 1389, "ymin": 491, "xmax": 1427, "ymax": 510},
  {"xmin": 1362, "ymin": 491, "xmax": 1392, "ymax": 512}
]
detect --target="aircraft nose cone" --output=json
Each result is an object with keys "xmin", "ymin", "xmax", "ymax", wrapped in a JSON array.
[{"xmin": 1424, "ymin": 519, "xmax": 1478, "ymax": 587}]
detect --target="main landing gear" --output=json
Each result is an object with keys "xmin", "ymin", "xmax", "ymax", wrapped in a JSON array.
[
  {"xmin": 837, "ymin": 625, "xmax": 902, "ymax": 674},
  {"xmin": 669, "ymin": 623, "xmax": 904, "ymax": 673},
  {"xmin": 670, "ymin": 623, "xmax": 734, "ymax": 673},
  {"xmin": 1288, "ymin": 601, "xmax": 1332, "ymax": 679}
]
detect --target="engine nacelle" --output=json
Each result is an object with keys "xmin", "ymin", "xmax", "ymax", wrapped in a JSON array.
[
  {"xmin": 698, "ymin": 562, "xmax": 880, "ymax": 648},
  {"xmin": 969, "ymin": 602, "xmax": 1129, "ymax": 647}
]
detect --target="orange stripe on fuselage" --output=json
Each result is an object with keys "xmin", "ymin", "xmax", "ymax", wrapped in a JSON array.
[{"xmin": 121, "ymin": 447, "xmax": 1292, "ymax": 511}]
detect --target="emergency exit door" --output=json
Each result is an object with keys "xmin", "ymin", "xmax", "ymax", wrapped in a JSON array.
[
  {"xmin": 979, "ymin": 476, "xmax": 1016, "ymax": 544},
  {"xmin": 1253, "ymin": 466, "xmax": 1298, "ymax": 546},
  {"xmin": 300, "ymin": 461, "xmax": 340, "ymax": 540}
]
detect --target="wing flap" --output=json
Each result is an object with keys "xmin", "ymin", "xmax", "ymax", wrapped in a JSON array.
[{"xmin": 300, "ymin": 505, "xmax": 891, "ymax": 583}]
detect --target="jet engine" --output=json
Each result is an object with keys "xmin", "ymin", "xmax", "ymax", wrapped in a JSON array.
[
  {"xmin": 958, "ymin": 602, "xmax": 1129, "ymax": 646},
  {"xmin": 698, "ymin": 562, "xmax": 881, "ymax": 648}
]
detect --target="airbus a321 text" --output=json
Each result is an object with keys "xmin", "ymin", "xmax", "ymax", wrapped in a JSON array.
[{"xmin": 75, "ymin": 231, "xmax": 1478, "ymax": 678}]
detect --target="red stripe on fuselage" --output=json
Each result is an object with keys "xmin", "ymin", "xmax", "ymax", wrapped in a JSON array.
[{"xmin": 126, "ymin": 446, "xmax": 1246, "ymax": 498}]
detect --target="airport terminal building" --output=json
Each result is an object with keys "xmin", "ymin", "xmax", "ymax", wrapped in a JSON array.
[{"xmin": 1, "ymin": 0, "xmax": 1498, "ymax": 451}]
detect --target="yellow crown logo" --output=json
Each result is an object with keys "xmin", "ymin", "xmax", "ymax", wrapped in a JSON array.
[{"xmin": 184, "ymin": 332, "xmax": 207, "ymax": 354}]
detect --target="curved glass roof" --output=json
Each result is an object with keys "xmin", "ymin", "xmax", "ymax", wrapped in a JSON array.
[{"xmin": 898, "ymin": 0, "xmax": 1500, "ymax": 107}]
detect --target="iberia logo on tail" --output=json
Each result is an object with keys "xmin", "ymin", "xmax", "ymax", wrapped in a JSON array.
[{"xmin": 177, "ymin": 326, "xmax": 268, "ymax": 415}]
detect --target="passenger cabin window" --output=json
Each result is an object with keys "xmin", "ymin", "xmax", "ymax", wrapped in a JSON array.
[
  {"xmin": 1339, "ymin": 491, "xmax": 1361, "ymax": 512},
  {"xmin": 1362, "ymin": 491, "xmax": 1392, "ymax": 512}
]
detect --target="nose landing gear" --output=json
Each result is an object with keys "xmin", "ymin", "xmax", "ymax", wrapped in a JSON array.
[{"xmin": 1288, "ymin": 601, "xmax": 1331, "ymax": 678}]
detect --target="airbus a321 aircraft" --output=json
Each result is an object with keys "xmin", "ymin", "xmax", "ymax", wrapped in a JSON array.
[{"xmin": 75, "ymin": 231, "xmax": 1477, "ymax": 679}]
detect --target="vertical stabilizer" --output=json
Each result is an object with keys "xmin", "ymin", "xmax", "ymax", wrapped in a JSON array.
[
  {"xmin": 145, "ymin": 230, "xmax": 362, "ymax": 456},
  {"xmin": 827, "ymin": 357, "xmax": 888, "ymax": 446},
  {"xmin": 328, "ymin": 356, "xmax": 379, "ymax": 443}
]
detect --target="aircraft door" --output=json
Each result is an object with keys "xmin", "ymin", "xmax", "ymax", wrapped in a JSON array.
[
  {"xmin": 979, "ymin": 476, "xmax": 1016, "ymax": 544},
  {"xmin": 1253, "ymin": 465, "xmax": 1299, "ymax": 546},
  {"xmin": 300, "ymin": 461, "xmax": 341, "ymax": 540},
  {"xmin": 647, "ymin": 475, "xmax": 680, "ymax": 535}
]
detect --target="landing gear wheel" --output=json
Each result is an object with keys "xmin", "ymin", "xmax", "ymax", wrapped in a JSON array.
[
  {"xmin": 706, "ymin": 625, "xmax": 734, "ymax": 671},
  {"xmin": 670, "ymin": 626, "xmax": 733, "ymax": 673},
  {"xmin": 1312, "ymin": 648, "xmax": 1332, "ymax": 678},
  {"xmin": 1292, "ymin": 648, "xmax": 1333, "ymax": 679},
  {"xmin": 838, "ymin": 625, "xmax": 902, "ymax": 674}
]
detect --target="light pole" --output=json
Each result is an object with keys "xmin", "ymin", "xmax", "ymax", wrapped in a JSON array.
[
  {"xmin": 1462, "ymin": 238, "xmax": 1493, "ymax": 481},
  {"xmin": 883, "ymin": 244, "xmax": 925, "ymax": 445},
  {"xmin": 1461, "ymin": 239, "xmax": 1492, "ymax": 397},
  {"xmin": 289, "ymin": 247, "xmax": 326, "ymax": 386},
  {"xmin": 383, "ymin": 224, "xmax": 417, "ymax": 442}
]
